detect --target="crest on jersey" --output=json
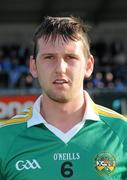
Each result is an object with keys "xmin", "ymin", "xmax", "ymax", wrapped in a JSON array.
[{"xmin": 95, "ymin": 152, "xmax": 116, "ymax": 176}]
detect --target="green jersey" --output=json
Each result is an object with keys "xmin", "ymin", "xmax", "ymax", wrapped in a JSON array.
[{"xmin": 0, "ymin": 92, "xmax": 127, "ymax": 180}]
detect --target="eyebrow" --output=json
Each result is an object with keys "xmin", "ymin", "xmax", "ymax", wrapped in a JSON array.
[
  {"xmin": 37, "ymin": 53, "xmax": 55, "ymax": 57},
  {"xmin": 39, "ymin": 53, "xmax": 79, "ymax": 57}
]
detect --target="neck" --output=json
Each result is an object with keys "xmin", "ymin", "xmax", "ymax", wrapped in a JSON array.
[{"xmin": 40, "ymin": 92, "xmax": 86, "ymax": 132}]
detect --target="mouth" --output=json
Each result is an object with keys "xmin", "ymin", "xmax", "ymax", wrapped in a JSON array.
[{"xmin": 53, "ymin": 79, "xmax": 69, "ymax": 85}]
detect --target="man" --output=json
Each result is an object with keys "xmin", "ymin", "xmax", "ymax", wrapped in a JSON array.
[{"xmin": 0, "ymin": 16, "xmax": 127, "ymax": 180}]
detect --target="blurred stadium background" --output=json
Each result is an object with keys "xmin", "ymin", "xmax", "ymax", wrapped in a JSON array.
[{"xmin": 0, "ymin": 0, "xmax": 127, "ymax": 119}]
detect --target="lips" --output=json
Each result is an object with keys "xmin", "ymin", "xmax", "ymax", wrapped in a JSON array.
[{"xmin": 53, "ymin": 79, "xmax": 68, "ymax": 84}]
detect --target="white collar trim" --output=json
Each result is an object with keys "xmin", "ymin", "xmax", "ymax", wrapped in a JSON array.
[{"xmin": 27, "ymin": 91, "xmax": 100, "ymax": 143}]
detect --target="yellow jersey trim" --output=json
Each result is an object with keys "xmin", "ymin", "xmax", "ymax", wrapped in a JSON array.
[
  {"xmin": 0, "ymin": 107, "xmax": 32, "ymax": 127},
  {"xmin": 93, "ymin": 104, "xmax": 127, "ymax": 121}
]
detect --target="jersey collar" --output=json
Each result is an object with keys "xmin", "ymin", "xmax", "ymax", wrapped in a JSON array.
[{"xmin": 27, "ymin": 91, "xmax": 100, "ymax": 128}]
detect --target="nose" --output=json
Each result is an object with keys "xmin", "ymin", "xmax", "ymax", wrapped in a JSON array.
[{"xmin": 55, "ymin": 58, "xmax": 67, "ymax": 74}]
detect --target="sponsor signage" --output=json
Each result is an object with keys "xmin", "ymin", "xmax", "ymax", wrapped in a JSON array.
[{"xmin": 0, "ymin": 95, "xmax": 37, "ymax": 119}]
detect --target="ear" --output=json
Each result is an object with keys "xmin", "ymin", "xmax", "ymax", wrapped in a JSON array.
[
  {"xmin": 85, "ymin": 54, "xmax": 94, "ymax": 78},
  {"xmin": 29, "ymin": 56, "xmax": 38, "ymax": 78}
]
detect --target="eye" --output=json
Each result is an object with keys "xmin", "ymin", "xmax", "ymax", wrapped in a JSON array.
[
  {"xmin": 66, "ymin": 55, "xmax": 78, "ymax": 60},
  {"xmin": 44, "ymin": 55, "xmax": 54, "ymax": 60}
]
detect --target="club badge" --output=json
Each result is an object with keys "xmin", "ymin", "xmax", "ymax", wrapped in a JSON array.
[{"xmin": 95, "ymin": 152, "xmax": 116, "ymax": 176}]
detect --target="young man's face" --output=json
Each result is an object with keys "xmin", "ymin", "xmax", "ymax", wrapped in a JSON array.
[{"xmin": 30, "ymin": 36, "xmax": 94, "ymax": 103}]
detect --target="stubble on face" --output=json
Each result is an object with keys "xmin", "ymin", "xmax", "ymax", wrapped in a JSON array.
[{"xmin": 45, "ymin": 90, "xmax": 71, "ymax": 103}]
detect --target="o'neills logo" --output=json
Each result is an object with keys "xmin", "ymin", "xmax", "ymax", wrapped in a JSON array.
[
  {"xmin": 53, "ymin": 152, "xmax": 80, "ymax": 161},
  {"xmin": 95, "ymin": 152, "xmax": 116, "ymax": 176}
]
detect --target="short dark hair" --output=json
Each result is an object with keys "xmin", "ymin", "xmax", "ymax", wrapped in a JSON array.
[{"xmin": 32, "ymin": 16, "xmax": 91, "ymax": 59}]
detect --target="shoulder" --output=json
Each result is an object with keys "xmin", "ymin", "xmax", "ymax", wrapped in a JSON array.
[
  {"xmin": 94, "ymin": 104, "xmax": 127, "ymax": 143},
  {"xmin": 0, "ymin": 107, "xmax": 33, "ymax": 166},
  {"xmin": 95, "ymin": 104, "xmax": 127, "ymax": 121},
  {"xmin": 0, "ymin": 107, "xmax": 32, "ymax": 129},
  {"xmin": 0, "ymin": 107, "xmax": 33, "ymax": 139},
  {"xmin": 0, "ymin": 107, "xmax": 33, "ymax": 151}
]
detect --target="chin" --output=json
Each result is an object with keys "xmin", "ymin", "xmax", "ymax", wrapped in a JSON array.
[
  {"xmin": 50, "ymin": 95, "xmax": 70, "ymax": 103},
  {"xmin": 47, "ymin": 92, "xmax": 71, "ymax": 103},
  {"xmin": 44, "ymin": 88, "xmax": 73, "ymax": 103}
]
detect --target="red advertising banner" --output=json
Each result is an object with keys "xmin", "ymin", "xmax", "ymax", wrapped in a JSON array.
[{"xmin": 0, "ymin": 95, "xmax": 38, "ymax": 119}]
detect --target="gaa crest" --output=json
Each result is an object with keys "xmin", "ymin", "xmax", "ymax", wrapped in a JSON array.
[{"xmin": 95, "ymin": 152, "xmax": 116, "ymax": 176}]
